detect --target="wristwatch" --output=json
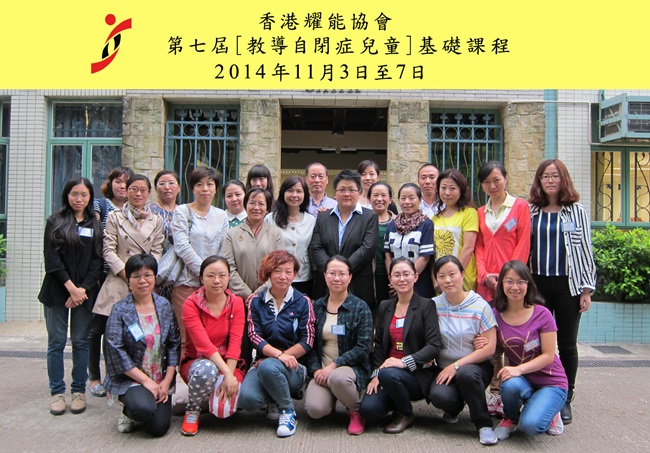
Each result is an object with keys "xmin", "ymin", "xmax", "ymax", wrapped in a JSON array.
[{"xmin": 454, "ymin": 362, "xmax": 460, "ymax": 371}]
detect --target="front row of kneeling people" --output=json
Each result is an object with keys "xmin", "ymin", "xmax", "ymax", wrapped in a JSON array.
[{"xmin": 102, "ymin": 251, "xmax": 567, "ymax": 445}]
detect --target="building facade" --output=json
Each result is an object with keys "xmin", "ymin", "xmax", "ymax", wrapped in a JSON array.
[{"xmin": 0, "ymin": 89, "xmax": 647, "ymax": 321}]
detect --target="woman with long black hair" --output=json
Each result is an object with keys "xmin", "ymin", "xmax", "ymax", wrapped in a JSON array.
[{"xmin": 39, "ymin": 178, "xmax": 103, "ymax": 416}]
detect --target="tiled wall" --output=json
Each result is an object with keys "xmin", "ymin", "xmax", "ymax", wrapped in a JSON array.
[{"xmin": 579, "ymin": 301, "xmax": 650, "ymax": 344}]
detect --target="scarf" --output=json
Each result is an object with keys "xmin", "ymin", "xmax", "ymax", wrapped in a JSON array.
[
  {"xmin": 394, "ymin": 209, "xmax": 428, "ymax": 235},
  {"xmin": 123, "ymin": 201, "xmax": 151, "ymax": 232}
]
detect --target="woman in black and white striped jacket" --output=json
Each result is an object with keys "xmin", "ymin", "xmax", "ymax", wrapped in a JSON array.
[{"xmin": 528, "ymin": 159, "xmax": 597, "ymax": 426}]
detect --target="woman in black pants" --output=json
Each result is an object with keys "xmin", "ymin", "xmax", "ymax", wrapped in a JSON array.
[
  {"xmin": 528, "ymin": 159, "xmax": 596, "ymax": 424},
  {"xmin": 103, "ymin": 253, "xmax": 181, "ymax": 437},
  {"xmin": 359, "ymin": 257, "xmax": 441, "ymax": 434}
]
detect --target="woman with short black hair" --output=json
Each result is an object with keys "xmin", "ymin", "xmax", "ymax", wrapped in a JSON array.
[{"xmin": 104, "ymin": 253, "xmax": 181, "ymax": 437}]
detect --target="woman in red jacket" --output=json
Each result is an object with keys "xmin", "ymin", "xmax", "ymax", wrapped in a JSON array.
[
  {"xmin": 475, "ymin": 161, "xmax": 531, "ymax": 417},
  {"xmin": 179, "ymin": 255, "xmax": 246, "ymax": 436}
]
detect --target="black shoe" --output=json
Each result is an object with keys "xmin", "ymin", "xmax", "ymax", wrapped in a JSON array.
[{"xmin": 560, "ymin": 401, "xmax": 572, "ymax": 425}]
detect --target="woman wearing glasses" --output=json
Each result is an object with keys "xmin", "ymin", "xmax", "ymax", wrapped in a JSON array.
[
  {"xmin": 104, "ymin": 253, "xmax": 181, "ymax": 437},
  {"xmin": 90, "ymin": 174, "xmax": 164, "ymax": 398},
  {"xmin": 360, "ymin": 257, "xmax": 441, "ymax": 434},
  {"xmin": 528, "ymin": 159, "xmax": 596, "ymax": 425},
  {"xmin": 304, "ymin": 256, "xmax": 373, "ymax": 435},
  {"xmin": 485, "ymin": 260, "xmax": 568, "ymax": 441}
]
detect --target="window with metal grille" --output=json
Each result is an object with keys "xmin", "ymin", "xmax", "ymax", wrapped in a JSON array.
[
  {"xmin": 47, "ymin": 102, "xmax": 123, "ymax": 215},
  {"xmin": 165, "ymin": 106, "xmax": 239, "ymax": 206},
  {"xmin": 592, "ymin": 147, "xmax": 650, "ymax": 227},
  {"xmin": 429, "ymin": 110, "xmax": 503, "ymax": 203}
]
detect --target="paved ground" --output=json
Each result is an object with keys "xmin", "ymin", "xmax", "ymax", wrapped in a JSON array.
[{"xmin": 1, "ymin": 321, "xmax": 649, "ymax": 453}]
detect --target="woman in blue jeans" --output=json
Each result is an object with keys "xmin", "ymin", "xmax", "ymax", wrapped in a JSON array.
[
  {"xmin": 359, "ymin": 257, "xmax": 441, "ymax": 434},
  {"xmin": 39, "ymin": 178, "xmax": 103, "ymax": 416},
  {"xmin": 238, "ymin": 250, "xmax": 315, "ymax": 438},
  {"xmin": 480, "ymin": 260, "xmax": 568, "ymax": 440}
]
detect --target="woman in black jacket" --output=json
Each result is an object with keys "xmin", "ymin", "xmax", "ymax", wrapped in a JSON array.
[
  {"xmin": 39, "ymin": 178, "xmax": 103, "ymax": 416},
  {"xmin": 360, "ymin": 257, "xmax": 441, "ymax": 434}
]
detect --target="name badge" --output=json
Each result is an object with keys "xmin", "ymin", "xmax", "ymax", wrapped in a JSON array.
[
  {"xmin": 395, "ymin": 341, "xmax": 404, "ymax": 351},
  {"xmin": 128, "ymin": 323, "xmax": 145, "ymax": 342},
  {"xmin": 78, "ymin": 227, "xmax": 94, "ymax": 238},
  {"xmin": 561, "ymin": 222, "xmax": 576, "ymax": 232},
  {"xmin": 523, "ymin": 338, "xmax": 540, "ymax": 352},
  {"xmin": 396, "ymin": 318, "xmax": 405, "ymax": 329},
  {"xmin": 331, "ymin": 325, "xmax": 346, "ymax": 335},
  {"xmin": 504, "ymin": 218, "xmax": 517, "ymax": 232}
]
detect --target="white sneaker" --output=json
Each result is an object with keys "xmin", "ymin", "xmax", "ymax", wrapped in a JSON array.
[
  {"xmin": 265, "ymin": 403, "xmax": 280, "ymax": 421},
  {"xmin": 117, "ymin": 414, "xmax": 134, "ymax": 433},
  {"xmin": 478, "ymin": 427, "xmax": 498, "ymax": 445},
  {"xmin": 547, "ymin": 412, "xmax": 564, "ymax": 436},
  {"xmin": 494, "ymin": 418, "xmax": 517, "ymax": 440},
  {"xmin": 276, "ymin": 410, "xmax": 297, "ymax": 437}
]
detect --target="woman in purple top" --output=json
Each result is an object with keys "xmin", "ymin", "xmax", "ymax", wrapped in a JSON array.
[{"xmin": 483, "ymin": 260, "xmax": 568, "ymax": 441}]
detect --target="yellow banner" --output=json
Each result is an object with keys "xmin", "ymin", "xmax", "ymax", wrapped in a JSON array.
[{"xmin": 1, "ymin": 1, "xmax": 647, "ymax": 89}]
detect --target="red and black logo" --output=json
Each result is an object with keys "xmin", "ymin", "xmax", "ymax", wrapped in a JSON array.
[{"xmin": 90, "ymin": 14, "xmax": 132, "ymax": 74}]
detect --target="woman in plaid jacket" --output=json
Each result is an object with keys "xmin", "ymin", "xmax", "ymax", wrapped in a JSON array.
[
  {"xmin": 304, "ymin": 255, "xmax": 373, "ymax": 435},
  {"xmin": 104, "ymin": 253, "xmax": 181, "ymax": 437}
]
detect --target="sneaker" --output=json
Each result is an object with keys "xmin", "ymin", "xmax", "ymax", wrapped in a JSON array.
[
  {"xmin": 50, "ymin": 394, "xmax": 66, "ymax": 416},
  {"xmin": 181, "ymin": 410, "xmax": 200, "ymax": 436},
  {"xmin": 90, "ymin": 383, "xmax": 106, "ymax": 398},
  {"xmin": 265, "ymin": 403, "xmax": 280, "ymax": 421},
  {"xmin": 276, "ymin": 410, "xmax": 297, "ymax": 438},
  {"xmin": 494, "ymin": 418, "xmax": 518, "ymax": 440},
  {"xmin": 547, "ymin": 412, "xmax": 564, "ymax": 436},
  {"xmin": 479, "ymin": 427, "xmax": 498, "ymax": 445},
  {"xmin": 117, "ymin": 414, "xmax": 135, "ymax": 433},
  {"xmin": 487, "ymin": 393, "xmax": 504, "ymax": 417},
  {"xmin": 441, "ymin": 412, "xmax": 459, "ymax": 424},
  {"xmin": 70, "ymin": 392, "xmax": 86, "ymax": 414},
  {"xmin": 347, "ymin": 410, "xmax": 365, "ymax": 435}
]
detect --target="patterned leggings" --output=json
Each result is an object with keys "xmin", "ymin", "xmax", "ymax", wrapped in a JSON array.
[{"xmin": 186, "ymin": 359, "xmax": 219, "ymax": 412}]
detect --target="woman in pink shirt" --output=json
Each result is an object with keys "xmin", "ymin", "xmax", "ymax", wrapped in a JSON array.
[{"xmin": 475, "ymin": 162, "xmax": 531, "ymax": 416}]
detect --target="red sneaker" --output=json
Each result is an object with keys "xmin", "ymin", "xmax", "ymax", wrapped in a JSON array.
[
  {"xmin": 181, "ymin": 410, "xmax": 200, "ymax": 436},
  {"xmin": 348, "ymin": 410, "xmax": 365, "ymax": 435}
]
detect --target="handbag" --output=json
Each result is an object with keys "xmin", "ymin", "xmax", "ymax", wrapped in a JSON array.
[
  {"xmin": 209, "ymin": 374, "xmax": 240, "ymax": 418},
  {"xmin": 156, "ymin": 206, "xmax": 193, "ymax": 287}
]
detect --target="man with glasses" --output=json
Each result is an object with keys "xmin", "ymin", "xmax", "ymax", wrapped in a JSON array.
[
  {"xmin": 309, "ymin": 170, "xmax": 379, "ymax": 309},
  {"xmin": 305, "ymin": 162, "xmax": 337, "ymax": 216}
]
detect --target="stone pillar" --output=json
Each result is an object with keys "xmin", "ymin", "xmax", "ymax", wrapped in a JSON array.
[
  {"xmin": 239, "ymin": 99, "xmax": 281, "ymax": 198},
  {"xmin": 502, "ymin": 103, "xmax": 546, "ymax": 199},
  {"xmin": 121, "ymin": 96, "xmax": 166, "ymax": 192},
  {"xmin": 386, "ymin": 100, "xmax": 430, "ymax": 193}
]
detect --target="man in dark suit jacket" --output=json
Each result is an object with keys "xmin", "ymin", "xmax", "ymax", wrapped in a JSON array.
[{"xmin": 309, "ymin": 170, "xmax": 379, "ymax": 309}]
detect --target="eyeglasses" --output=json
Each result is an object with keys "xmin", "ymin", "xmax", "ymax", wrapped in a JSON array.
[
  {"xmin": 391, "ymin": 272, "xmax": 415, "ymax": 280},
  {"xmin": 326, "ymin": 271, "xmax": 350, "ymax": 279},
  {"xmin": 335, "ymin": 188, "xmax": 359, "ymax": 194},
  {"xmin": 69, "ymin": 192, "xmax": 90, "ymax": 199},
  {"xmin": 540, "ymin": 174, "xmax": 560, "ymax": 182},
  {"xmin": 503, "ymin": 279, "xmax": 528, "ymax": 287},
  {"xmin": 156, "ymin": 181, "xmax": 178, "ymax": 188},
  {"xmin": 308, "ymin": 174, "xmax": 327, "ymax": 180},
  {"xmin": 128, "ymin": 187, "xmax": 150, "ymax": 194}
]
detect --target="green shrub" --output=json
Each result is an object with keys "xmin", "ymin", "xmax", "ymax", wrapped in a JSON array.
[{"xmin": 592, "ymin": 225, "xmax": 650, "ymax": 302}]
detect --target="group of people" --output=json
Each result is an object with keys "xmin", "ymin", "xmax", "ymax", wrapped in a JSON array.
[{"xmin": 39, "ymin": 157, "xmax": 596, "ymax": 444}]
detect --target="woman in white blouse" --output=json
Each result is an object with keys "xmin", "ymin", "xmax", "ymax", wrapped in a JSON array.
[
  {"xmin": 265, "ymin": 176, "xmax": 316, "ymax": 297},
  {"xmin": 171, "ymin": 166, "xmax": 229, "ymax": 349}
]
